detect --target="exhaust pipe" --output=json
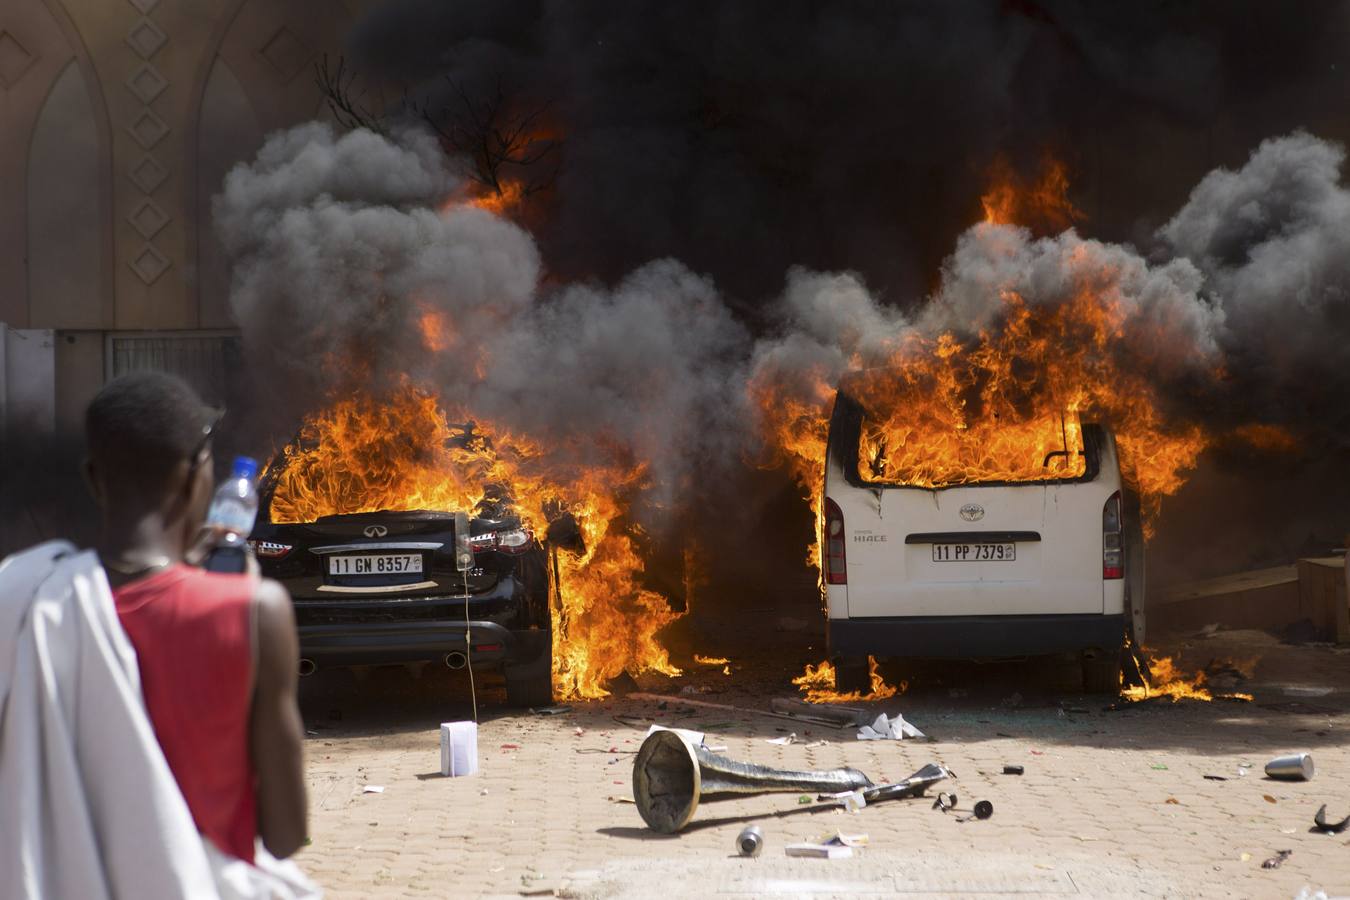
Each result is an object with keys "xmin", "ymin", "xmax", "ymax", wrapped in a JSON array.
[
  {"xmin": 298, "ymin": 658, "xmax": 317, "ymax": 677},
  {"xmin": 444, "ymin": 651, "xmax": 468, "ymax": 670}
]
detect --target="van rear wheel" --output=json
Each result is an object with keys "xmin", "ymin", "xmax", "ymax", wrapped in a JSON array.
[
  {"xmin": 1081, "ymin": 649, "xmax": 1122, "ymax": 694},
  {"xmin": 833, "ymin": 656, "xmax": 870, "ymax": 695}
]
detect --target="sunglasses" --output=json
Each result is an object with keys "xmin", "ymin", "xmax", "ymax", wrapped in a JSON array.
[{"xmin": 190, "ymin": 409, "xmax": 226, "ymax": 469}]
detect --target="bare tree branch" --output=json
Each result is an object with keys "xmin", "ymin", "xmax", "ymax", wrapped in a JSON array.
[
  {"xmin": 414, "ymin": 77, "xmax": 561, "ymax": 198},
  {"xmin": 315, "ymin": 55, "xmax": 386, "ymax": 134}
]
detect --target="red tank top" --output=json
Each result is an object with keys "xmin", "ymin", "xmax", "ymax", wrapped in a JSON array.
[{"xmin": 114, "ymin": 564, "xmax": 258, "ymax": 862}]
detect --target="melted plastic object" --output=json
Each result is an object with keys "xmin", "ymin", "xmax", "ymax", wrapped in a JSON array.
[{"xmin": 1314, "ymin": 804, "xmax": 1350, "ymax": 834}]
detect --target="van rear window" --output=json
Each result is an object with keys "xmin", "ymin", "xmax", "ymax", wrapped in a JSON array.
[{"xmin": 833, "ymin": 371, "xmax": 1098, "ymax": 489}]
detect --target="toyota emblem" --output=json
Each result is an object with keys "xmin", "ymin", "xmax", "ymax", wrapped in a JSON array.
[
  {"xmin": 959, "ymin": 504, "xmax": 985, "ymax": 522},
  {"xmin": 363, "ymin": 524, "xmax": 388, "ymax": 538}
]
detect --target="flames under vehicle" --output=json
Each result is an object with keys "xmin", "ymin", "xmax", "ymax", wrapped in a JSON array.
[
  {"xmin": 822, "ymin": 370, "xmax": 1147, "ymax": 693},
  {"xmin": 248, "ymin": 445, "xmax": 563, "ymax": 708}
]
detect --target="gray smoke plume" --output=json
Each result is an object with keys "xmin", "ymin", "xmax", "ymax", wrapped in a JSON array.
[
  {"xmin": 216, "ymin": 124, "xmax": 748, "ymax": 516},
  {"xmin": 1160, "ymin": 131, "xmax": 1350, "ymax": 430}
]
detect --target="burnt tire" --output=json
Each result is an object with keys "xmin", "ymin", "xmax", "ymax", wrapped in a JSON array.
[
  {"xmin": 1081, "ymin": 649, "xmax": 1122, "ymax": 694},
  {"xmin": 504, "ymin": 656, "xmax": 554, "ymax": 708},
  {"xmin": 833, "ymin": 656, "xmax": 870, "ymax": 695}
]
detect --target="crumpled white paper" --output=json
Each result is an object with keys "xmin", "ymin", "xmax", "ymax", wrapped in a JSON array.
[{"xmin": 856, "ymin": 712, "xmax": 925, "ymax": 741}]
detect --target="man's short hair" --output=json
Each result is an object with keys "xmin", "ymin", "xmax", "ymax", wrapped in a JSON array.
[{"xmin": 85, "ymin": 372, "xmax": 216, "ymax": 493}]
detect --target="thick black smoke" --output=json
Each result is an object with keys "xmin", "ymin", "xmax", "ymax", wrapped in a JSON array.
[{"xmin": 344, "ymin": 0, "xmax": 1350, "ymax": 304}]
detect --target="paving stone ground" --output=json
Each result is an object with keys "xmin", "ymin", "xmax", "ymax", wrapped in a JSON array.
[{"xmin": 295, "ymin": 629, "xmax": 1350, "ymax": 898}]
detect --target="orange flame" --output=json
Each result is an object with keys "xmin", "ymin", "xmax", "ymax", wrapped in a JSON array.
[
  {"xmin": 792, "ymin": 656, "xmax": 902, "ymax": 703},
  {"xmin": 417, "ymin": 308, "xmax": 453, "ymax": 353},
  {"xmin": 470, "ymin": 179, "xmax": 527, "ymax": 217},
  {"xmin": 1121, "ymin": 653, "xmax": 1254, "ymax": 703},
  {"xmin": 754, "ymin": 160, "xmax": 1211, "ymax": 589},
  {"xmin": 981, "ymin": 156, "xmax": 1084, "ymax": 233},
  {"xmin": 266, "ymin": 384, "xmax": 682, "ymax": 699}
]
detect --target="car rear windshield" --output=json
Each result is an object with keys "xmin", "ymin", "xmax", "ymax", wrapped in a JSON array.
[{"xmin": 829, "ymin": 379, "xmax": 1101, "ymax": 489}]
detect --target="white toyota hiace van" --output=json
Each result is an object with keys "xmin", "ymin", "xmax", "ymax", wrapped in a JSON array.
[{"xmin": 822, "ymin": 370, "xmax": 1146, "ymax": 693}]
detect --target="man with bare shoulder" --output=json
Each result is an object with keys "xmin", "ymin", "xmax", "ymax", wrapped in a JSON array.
[{"xmin": 85, "ymin": 371, "xmax": 307, "ymax": 863}]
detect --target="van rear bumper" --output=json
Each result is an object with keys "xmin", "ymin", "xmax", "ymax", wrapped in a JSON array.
[{"xmin": 829, "ymin": 613, "xmax": 1124, "ymax": 659}]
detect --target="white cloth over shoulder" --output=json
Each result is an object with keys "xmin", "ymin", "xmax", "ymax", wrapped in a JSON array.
[{"xmin": 0, "ymin": 541, "xmax": 319, "ymax": 899}]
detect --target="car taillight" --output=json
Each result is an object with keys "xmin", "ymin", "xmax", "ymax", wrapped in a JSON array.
[
  {"xmin": 468, "ymin": 528, "xmax": 534, "ymax": 555},
  {"xmin": 824, "ymin": 498, "xmax": 847, "ymax": 585},
  {"xmin": 247, "ymin": 539, "xmax": 292, "ymax": 560},
  {"xmin": 1102, "ymin": 492, "xmax": 1123, "ymax": 580}
]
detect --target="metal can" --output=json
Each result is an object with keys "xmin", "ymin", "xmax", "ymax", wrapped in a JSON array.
[
  {"xmin": 1265, "ymin": 753, "xmax": 1314, "ymax": 781},
  {"xmin": 736, "ymin": 825, "xmax": 764, "ymax": 857}
]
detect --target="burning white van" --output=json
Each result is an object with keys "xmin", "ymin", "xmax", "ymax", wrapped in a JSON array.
[{"xmin": 822, "ymin": 369, "xmax": 1146, "ymax": 693}]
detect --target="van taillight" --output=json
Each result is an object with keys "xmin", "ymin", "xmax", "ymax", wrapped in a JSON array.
[
  {"xmin": 1102, "ymin": 492, "xmax": 1123, "ymax": 580},
  {"xmin": 824, "ymin": 498, "xmax": 847, "ymax": 585}
]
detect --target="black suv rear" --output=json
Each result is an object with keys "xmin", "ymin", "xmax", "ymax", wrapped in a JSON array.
[{"xmin": 248, "ymin": 476, "xmax": 557, "ymax": 707}]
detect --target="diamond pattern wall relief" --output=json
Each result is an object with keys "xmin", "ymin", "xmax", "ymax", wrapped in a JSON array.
[
  {"xmin": 0, "ymin": 30, "xmax": 36, "ymax": 88},
  {"xmin": 126, "ymin": 63, "xmax": 166, "ymax": 103},
  {"xmin": 129, "ymin": 154, "xmax": 168, "ymax": 193},
  {"xmin": 125, "ymin": 17, "xmax": 167, "ymax": 59},
  {"xmin": 128, "ymin": 243, "xmax": 170, "ymax": 284},
  {"xmin": 127, "ymin": 198, "xmax": 169, "ymax": 239},
  {"xmin": 127, "ymin": 108, "xmax": 169, "ymax": 149},
  {"xmin": 259, "ymin": 26, "xmax": 313, "ymax": 82}
]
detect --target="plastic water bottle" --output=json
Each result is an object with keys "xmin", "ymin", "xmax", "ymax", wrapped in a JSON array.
[{"xmin": 204, "ymin": 456, "xmax": 260, "ymax": 574}]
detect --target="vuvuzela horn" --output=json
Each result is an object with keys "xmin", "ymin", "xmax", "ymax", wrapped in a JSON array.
[{"xmin": 632, "ymin": 729, "xmax": 873, "ymax": 833}]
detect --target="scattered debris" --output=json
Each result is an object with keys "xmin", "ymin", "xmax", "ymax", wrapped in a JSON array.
[
  {"xmin": 839, "ymin": 790, "xmax": 866, "ymax": 813},
  {"xmin": 1313, "ymin": 804, "xmax": 1350, "ymax": 834},
  {"xmin": 771, "ymin": 697, "xmax": 869, "ymax": 729},
  {"xmin": 931, "ymin": 792, "xmax": 958, "ymax": 812},
  {"xmin": 956, "ymin": 800, "xmax": 994, "ymax": 823},
  {"xmin": 797, "ymin": 795, "xmax": 813, "ymax": 805},
  {"xmin": 1150, "ymin": 763, "xmax": 1169, "ymax": 771},
  {"xmin": 532, "ymin": 705, "xmax": 573, "ymax": 716},
  {"xmin": 1002, "ymin": 765, "xmax": 1024, "ymax": 776},
  {"xmin": 608, "ymin": 795, "xmax": 634, "ymax": 804},
  {"xmin": 1165, "ymin": 797, "xmax": 1180, "ymax": 805},
  {"xmin": 1240, "ymin": 852, "xmax": 1252, "ymax": 862},
  {"xmin": 766, "ymin": 734, "xmax": 798, "ymax": 745},
  {"xmin": 850, "ymin": 763, "xmax": 952, "ymax": 805},
  {"xmin": 856, "ymin": 712, "xmax": 925, "ymax": 741},
  {"xmin": 1261, "ymin": 850, "xmax": 1292, "ymax": 869},
  {"xmin": 736, "ymin": 825, "xmax": 764, "ymax": 857},
  {"xmin": 1265, "ymin": 753, "xmax": 1314, "ymax": 781},
  {"xmin": 1263, "ymin": 795, "xmax": 1278, "ymax": 804},
  {"xmin": 1203, "ymin": 775, "xmax": 1228, "ymax": 781},
  {"xmin": 785, "ymin": 831, "xmax": 867, "ymax": 859},
  {"xmin": 361, "ymin": 785, "xmax": 384, "ymax": 794}
]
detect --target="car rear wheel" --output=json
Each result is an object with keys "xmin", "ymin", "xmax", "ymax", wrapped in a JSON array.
[
  {"xmin": 833, "ymin": 656, "xmax": 870, "ymax": 695},
  {"xmin": 1081, "ymin": 648, "xmax": 1122, "ymax": 694}
]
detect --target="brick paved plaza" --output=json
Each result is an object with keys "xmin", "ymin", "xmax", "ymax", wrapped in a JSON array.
[{"xmin": 296, "ymin": 629, "xmax": 1350, "ymax": 898}]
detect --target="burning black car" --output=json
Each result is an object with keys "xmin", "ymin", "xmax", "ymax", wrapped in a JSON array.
[{"xmin": 248, "ymin": 461, "xmax": 564, "ymax": 708}]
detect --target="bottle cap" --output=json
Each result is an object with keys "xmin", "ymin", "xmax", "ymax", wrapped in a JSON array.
[{"xmin": 231, "ymin": 456, "xmax": 259, "ymax": 481}]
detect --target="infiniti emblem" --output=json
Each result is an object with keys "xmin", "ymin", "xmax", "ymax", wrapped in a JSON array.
[
  {"xmin": 959, "ymin": 504, "xmax": 985, "ymax": 522},
  {"xmin": 363, "ymin": 524, "xmax": 388, "ymax": 538}
]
